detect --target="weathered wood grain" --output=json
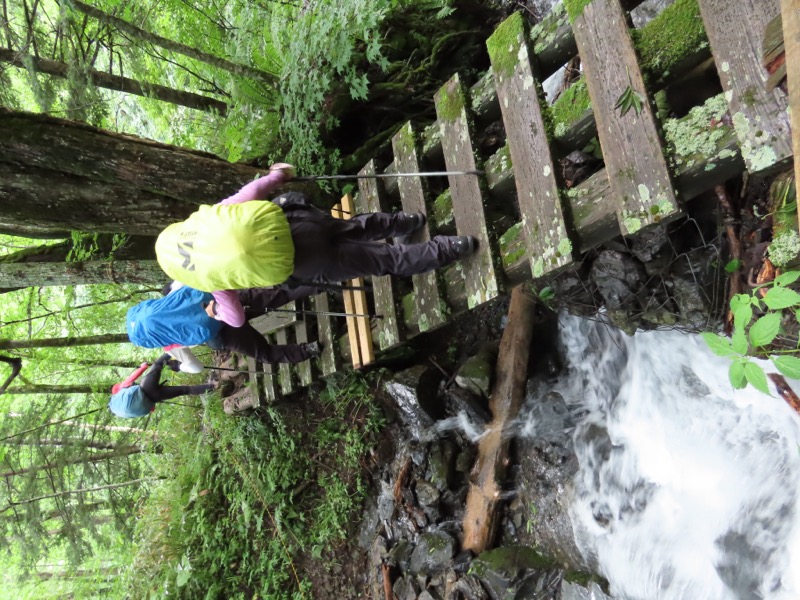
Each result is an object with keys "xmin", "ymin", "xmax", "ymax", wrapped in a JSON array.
[
  {"xmin": 311, "ymin": 292, "xmax": 340, "ymax": 376},
  {"xmin": 573, "ymin": 0, "xmax": 680, "ymax": 236},
  {"xmin": 355, "ymin": 162, "xmax": 406, "ymax": 353},
  {"xmin": 435, "ymin": 74, "xmax": 501, "ymax": 308},
  {"xmin": 392, "ymin": 122, "xmax": 448, "ymax": 332},
  {"xmin": 698, "ymin": 0, "xmax": 792, "ymax": 173},
  {"xmin": 488, "ymin": 14, "xmax": 576, "ymax": 279}
]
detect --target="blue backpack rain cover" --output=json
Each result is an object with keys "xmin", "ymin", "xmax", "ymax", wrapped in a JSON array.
[
  {"xmin": 126, "ymin": 286, "xmax": 223, "ymax": 348},
  {"xmin": 108, "ymin": 385, "xmax": 156, "ymax": 418}
]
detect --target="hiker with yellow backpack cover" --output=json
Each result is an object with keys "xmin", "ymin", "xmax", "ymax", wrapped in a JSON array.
[{"xmin": 153, "ymin": 163, "xmax": 477, "ymax": 323}]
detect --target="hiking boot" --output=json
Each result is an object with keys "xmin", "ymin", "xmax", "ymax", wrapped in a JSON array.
[
  {"xmin": 302, "ymin": 341, "xmax": 322, "ymax": 359},
  {"xmin": 398, "ymin": 212, "xmax": 427, "ymax": 236},
  {"xmin": 448, "ymin": 235, "xmax": 478, "ymax": 258}
]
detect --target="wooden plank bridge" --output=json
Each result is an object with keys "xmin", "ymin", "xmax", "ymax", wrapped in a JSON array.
[{"xmin": 238, "ymin": 0, "xmax": 793, "ymax": 406}]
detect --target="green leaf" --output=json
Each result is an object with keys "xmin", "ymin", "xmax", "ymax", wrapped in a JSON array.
[
  {"xmin": 748, "ymin": 312, "xmax": 782, "ymax": 347},
  {"xmin": 730, "ymin": 294, "xmax": 751, "ymax": 310},
  {"xmin": 772, "ymin": 355, "xmax": 800, "ymax": 379},
  {"xmin": 701, "ymin": 332, "xmax": 735, "ymax": 357},
  {"xmin": 763, "ymin": 286, "xmax": 800, "ymax": 310},
  {"xmin": 775, "ymin": 271, "xmax": 800, "ymax": 286},
  {"xmin": 732, "ymin": 302, "xmax": 753, "ymax": 331},
  {"xmin": 729, "ymin": 361, "xmax": 746, "ymax": 389},
  {"xmin": 724, "ymin": 259, "xmax": 743, "ymax": 273},
  {"xmin": 743, "ymin": 361, "xmax": 771, "ymax": 395},
  {"xmin": 732, "ymin": 328, "xmax": 749, "ymax": 355}
]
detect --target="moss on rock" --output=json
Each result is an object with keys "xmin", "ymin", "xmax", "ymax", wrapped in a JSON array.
[
  {"xmin": 550, "ymin": 77, "xmax": 591, "ymax": 139},
  {"xmin": 633, "ymin": 0, "xmax": 708, "ymax": 80},
  {"xmin": 563, "ymin": 0, "xmax": 593, "ymax": 23}
]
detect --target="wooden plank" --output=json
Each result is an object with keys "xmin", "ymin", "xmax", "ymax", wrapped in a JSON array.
[
  {"xmin": 391, "ymin": 122, "xmax": 448, "ymax": 332},
  {"xmin": 340, "ymin": 193, "xmax": 375, "ymax": 366},
  {"xmin": 357, "ymin": 160, "xmax": 404, "ymax": 350},
  {"xmin": 311, "ymin": 292, "xmax": 339, "ymax": 376},
  {"xmin": 293, "ymin": 304, "xmax": 314, "ymax": 387},
  {"xmin": 331, "ymin": 202, "xmax": 363, "ymax": 368},
  {"xmin": 698, "ymin": 0, "xmax": 792, "ymax": 174},
  {"xmin": 573, "ymin": 0, "xmax": 680, "ymax": 237},
  {"xmin": 249, "ymin": 302, "xmax": 296, "ymax": 335},
  {"xmin": 435, "ymin": 74, "xmax": 501, "ymax": 308},
  {"xmin": 487, "ymin": 14, "xmax": 576, "ymax": 279},
  {"xmin": 274, "ymin": 329, "xmax": 294, "ymax": 395},
  {"xmin": 781, "ymin": 0, "xmax": 800, "ymax": 228},
  {"xmin": 245, "ymin": 357, "xmax": 263, "ymax": 407},
  {"xmin": 262, "ymin": 361, "xmax": 277, "ymax": 402}
]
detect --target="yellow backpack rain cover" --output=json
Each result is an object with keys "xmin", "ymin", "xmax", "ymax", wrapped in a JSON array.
[{"xmin": 156, "ymin": 201, "xmax": 295, "ymax": 292}]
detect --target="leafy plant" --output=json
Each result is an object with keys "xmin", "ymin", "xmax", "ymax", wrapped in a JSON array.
[
  {"xmin": 615, "ymin": 67, "xmax": 645, "ymax": 117},
  {"xmin": 702, "ymin": 270, "xmax": 800, "ymax": 394}
]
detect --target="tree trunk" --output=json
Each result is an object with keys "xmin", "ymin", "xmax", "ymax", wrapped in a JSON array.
[
  {"xmin": 0, "ymin": 477, "xmax": 163, "ymax": 512},
  {"xmin": 0, "ymin": 333, "xmax": 129, "ymax": 350},
  {"xmin": 69, "ymin": 0, "xmax": 276, "ymax": 84},
  {"xmin": 0, "ymin": 108, "xmax": 269, "ymax": 236},
  {"xmin": 0, "ymin": 48, "xmax": 228, "ymax": 115},
  {"xmin": 4, "ymin": 384, "xmax": 114, "ymax": 395},
  {"xmin": 1, "ymin": 445, "xmax": 148, "ymax": 478},
  {"xmin": 0, "ymin": 259, "xmax": 165, "ymax": 287}
]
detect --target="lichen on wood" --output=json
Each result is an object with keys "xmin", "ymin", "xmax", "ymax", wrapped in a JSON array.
[{"xmin": 563, "ymin": 0, "xmax": 594, "ymax": 23}]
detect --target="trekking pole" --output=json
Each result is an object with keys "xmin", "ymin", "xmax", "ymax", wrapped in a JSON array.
[
  {"xmin": 295, "ymin": 170, "xmax": 483, "ymax": 182},
  {"xmin": 201, "ymin": 366, "xmax": 254, "ymax": 374},
  {"xmin": 161, "ymin": 400, "xmax": 202, "ymax": 409},
  {"xmin": 266, "ymin": 308, "xmax": 383, "ymax": 319}
]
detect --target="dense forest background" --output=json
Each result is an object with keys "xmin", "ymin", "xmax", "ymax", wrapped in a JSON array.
[{"xmin": 0, "ymin": 0, "xmax": 505, "ymax": 597}]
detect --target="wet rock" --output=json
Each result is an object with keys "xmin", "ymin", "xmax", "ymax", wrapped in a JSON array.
[
  {"xmin": 590, "ymin": 250, "xmax": 647, "ymax": 311},
  {"xmin": 418, "ymin": 590, "xmax": 437, "ymax": 600},
  {"xmin": 522, "ymin": 390, "xmax": 573, "ymax": 446},
  {"xmin": 409, "ymin": 531, "xmax": 457, "ymax": 575},
  {"xmin": 550, "ymin": 271, "xmax": 600, "ymax": 317},
  {"xmin": 559, "ymin": 580, "xmax": 612, "ymax": 600},
  {"xmin": 469, "ymin": 546, "xmax": 553, "ymax": 600},
  {"xmin": 415, "ymin": 479, "xmax": 441, "ymax": 510},
  {"xmin": 444, "ymin": 387, "xmax": 491, "ymax": 424},
  {"xmin": 393, "ymin": 575, "xmax": 420, "ymax": 600},
  {"xmin": 454, "ymin": 573, "xmax": 490, "ymax": 599},
  {"xmin": 384, "ymin": 366, "xmax": 440, "ymax": 438},
  {"xmin": 427, "ymin": 440, "xmax": 456, "ymax": 491},
  {"xmin": 388, "ymin": 539, "xmax": 414, "ymax": 571},
  {"xmin": 629, "ymin": 225, "xmax": 669, "ymax": 263},
  {"xmin": 670, "ymin": 246, "xmax": 718, "ymax": 327},
  {"xmin": 455, "ymin": 342, "xmax": 498, "ymax": 398},
  {"xmin": 369, "ymin": 536, "xmax": 390, "ymax": 600}
]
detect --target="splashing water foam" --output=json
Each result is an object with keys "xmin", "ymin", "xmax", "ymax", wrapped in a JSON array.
[{"xmin": 535, "ymin": 314, "xmax": 800, "ymax": 599}]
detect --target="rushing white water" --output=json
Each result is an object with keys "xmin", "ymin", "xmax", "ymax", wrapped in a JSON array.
[{"xmin": 536, "ymin": 313, "xmax": 800, "ymax": 600}]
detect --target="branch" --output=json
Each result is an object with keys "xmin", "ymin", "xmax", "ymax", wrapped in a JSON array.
[{"xmin": 0, "ymin": 355, "xmax": 22, "ymax": 393}]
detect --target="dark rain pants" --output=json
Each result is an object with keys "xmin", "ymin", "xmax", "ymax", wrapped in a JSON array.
[
  {"xmin": 139, "ymin": 355, "xmax": 214, "ymax": 402},
  {"xmin": 275, "ymin": 199, "xmax": 463, "ymax": 284}
]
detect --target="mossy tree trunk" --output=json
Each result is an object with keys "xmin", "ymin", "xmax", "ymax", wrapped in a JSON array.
[{"xmin": 0, "ymin": 109, "xmax": 269, "ymax": 236}]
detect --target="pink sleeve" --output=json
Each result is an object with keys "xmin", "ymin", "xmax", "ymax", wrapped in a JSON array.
[
  {"xmin": 212, "ymin": 290, "xmax": 245, "ymax": 327},
  {"xmin": 112, "ymin": 363, "xmax": 149, "ymax": 393},
  {"xmin": 218, "ymin": 171, "xmax": 289, "ymax": 205}
]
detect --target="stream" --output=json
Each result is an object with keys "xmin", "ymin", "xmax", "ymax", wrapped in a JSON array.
[{"xmin": 520, "ymin": 313, "xmax": 800, "ymax": 599}]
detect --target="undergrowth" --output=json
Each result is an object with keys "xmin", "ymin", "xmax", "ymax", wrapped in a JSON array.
[{"xmin": 123, "ymin": 372, "xmax": 384, "ymax": 599}]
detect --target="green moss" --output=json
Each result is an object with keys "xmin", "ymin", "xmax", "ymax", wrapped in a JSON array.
[
  {"xmin": 499, "ymin": 223, "xmax": 525, "ymax": 269},
  {"xmin": 633, "ymin": 0, "xmax": 708, "ymax": 79},
  {"xmin": 487, "ymin": 13, "xmax": 525, "ymax": 78},
  {"xmin": 531, "ymin": 2, "xmax": 568, "ymax": 54},
  {"xmin": 435, "ymin": 78, "xmax": 465, "ymax": 123},
  {"xmin": 550, "ymin": 77, "xmax": 591, "ymax": 139},
  {"xmin": 432, "ymin": 189, "xmax": 454, "ymax": 229},
  {"xmin": 393, "ymin": 122, "xmax": 416, "ymax": 157},
  {"xmin": 563, "ymin": 0, "xmax": 593, "ymax": 22}
]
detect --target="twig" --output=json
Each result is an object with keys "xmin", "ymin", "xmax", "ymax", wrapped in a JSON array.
[
  {"xmin": 392, "ymin": 456, "xmax": 411, "ymax": 506},
  {"xmin": 714, "ymin": 184, "xmax": 742, "ymax": 333},
  {"xmin": 767, "ymin": 373, "xmax": 800, "ymax": 414},
  {"xmin": 381, "ymin": 563, "xmax": 395, "ymax": 600}
]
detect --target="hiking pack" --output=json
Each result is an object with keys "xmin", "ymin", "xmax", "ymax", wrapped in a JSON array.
[
  {"xmin": 108, "ymin": 385, "xmax": 156, "ymax": 418},
  {"xmin": 155, "ymin": 201, "xmax": 295, "ymax": 292},
  {"xmin": 126, "ymin": 286, "xmax": 223, "ymax": 348}
]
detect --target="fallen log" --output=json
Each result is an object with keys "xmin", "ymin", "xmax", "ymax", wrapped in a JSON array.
[
  {"xmin": 767, "ymin": 373, "xmax": 800, "ymax": 415},
  {"xmin": 462, "ymin": 285, "xmax": 537, "ymax": 553}
]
